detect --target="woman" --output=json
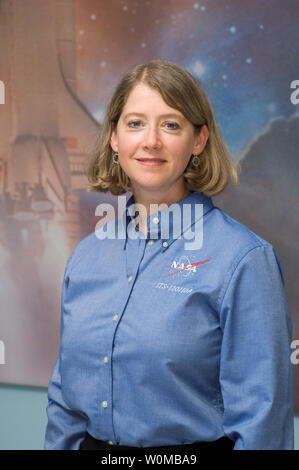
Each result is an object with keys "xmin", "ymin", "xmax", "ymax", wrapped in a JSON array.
[{"xmin": 44, "ymin": 60, "xmax": 294, "ymax": 450}]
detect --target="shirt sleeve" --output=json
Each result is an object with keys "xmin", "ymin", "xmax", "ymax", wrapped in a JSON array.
[
  {"xmin": 44, "ymin": 256, "xmax": 87, "ymax": 450},
  {"xmin": 219, "ymin": 244, "xmax": 294, "ymax": 450}
]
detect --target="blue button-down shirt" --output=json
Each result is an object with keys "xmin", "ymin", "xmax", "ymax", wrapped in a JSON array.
[{"xmin": 44, "ymin": 191, "xmax": 294, "ymax": 450}]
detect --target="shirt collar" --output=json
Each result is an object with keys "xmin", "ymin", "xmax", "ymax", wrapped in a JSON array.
[{"xmin": 120, "ymin": 191, "xmax": 214, "ymax": 251}]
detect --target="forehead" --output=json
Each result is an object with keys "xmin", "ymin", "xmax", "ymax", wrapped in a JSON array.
[{"xmin": 121, "ymin": 83, "xmax": 183, "ymax": 117}]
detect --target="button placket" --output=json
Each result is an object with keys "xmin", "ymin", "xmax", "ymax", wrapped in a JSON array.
[{"xmin": 108, "ymin": 237, "xmax": 146, "ymax": 444}]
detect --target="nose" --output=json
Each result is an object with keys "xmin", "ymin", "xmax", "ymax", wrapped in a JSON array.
[{"xmin": 142, "ymin": 125, "xmax": 162, "ymax": 150}]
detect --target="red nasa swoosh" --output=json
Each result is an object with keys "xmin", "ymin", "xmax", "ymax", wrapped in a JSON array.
[{"xmin": 165, "ymin": 259, "xmax": 211, "ymax": 276}]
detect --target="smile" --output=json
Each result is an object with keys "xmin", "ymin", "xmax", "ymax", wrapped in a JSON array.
[{"xmin": 136, "ymin": 158, "xmax": 166, "ymax": 167}]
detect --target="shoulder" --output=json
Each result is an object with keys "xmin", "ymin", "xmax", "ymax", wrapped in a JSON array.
[
  {"xmin": 210, "ymin": 204, "xmax": 285, "ymax": 292},
  {"xmin": 210, "ymin": 204, "xmax": 273, "ymax": 252},
  {"xmin": 65, "ymin": 231, "xmax": 99, "ymax": 274},
  {"xmin": 64, "ymin": 215, "xmax": 125, "ymax": 275},
  {"xmin": 208, "ymin": 204, "xmax": 284, "ymax": 278}
]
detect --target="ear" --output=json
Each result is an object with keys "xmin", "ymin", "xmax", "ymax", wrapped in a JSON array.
[
  {"xmin": 110, "ymin": 126, "xmax": 118, "ymax": 153},
  {"xmin": 192, "ymin": 124, "xmax": 209, "ymax": 155}
]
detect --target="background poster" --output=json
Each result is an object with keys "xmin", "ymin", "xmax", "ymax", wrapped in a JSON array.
[{"xmin": 0, "ymin": 0, "xmax": 298, "ymax": 412}]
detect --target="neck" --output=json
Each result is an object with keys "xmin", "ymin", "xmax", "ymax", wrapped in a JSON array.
[{"xmin": 131, "ymin": 184, "xmax": 191, "ymax": 237}]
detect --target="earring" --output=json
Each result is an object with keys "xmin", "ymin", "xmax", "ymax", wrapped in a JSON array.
[
  {"xmin": 191, "ymin": 154, "xmax": 200, "ymax": 167},
  {"xmin": 112, "ymin": 152, "xmax": 119, "ymax": 164}
]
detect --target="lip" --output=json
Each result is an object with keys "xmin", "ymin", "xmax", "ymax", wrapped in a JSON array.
[{"xmin": 135, "ymin": 158, "xmax": 166, "ymax": 167}]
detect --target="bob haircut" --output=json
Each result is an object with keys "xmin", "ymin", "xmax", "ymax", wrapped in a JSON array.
[{"xmin": 87, "ymin": 60, "xmax": 239, "ymax": 196}]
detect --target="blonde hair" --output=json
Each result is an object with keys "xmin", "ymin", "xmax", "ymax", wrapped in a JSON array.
[{"xmin": 87, "ymin": 60, "xmax": 239, "ymax": 196}]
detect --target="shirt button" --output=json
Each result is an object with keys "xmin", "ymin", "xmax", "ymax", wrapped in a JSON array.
[
  {"xmin": 102, "ymin": 401, "xmax": 108, "ymax": 408},
  {"xmin": 148, "ymin": 239, "xmax": 154, "ymax": 246},
  {"xmin": 113, "ymin": 314, "xmax": 118, "ymax": 321},
  {"xmin": 104, "ymin": 356, "xmax": 108, "ymax": 363},
  {"xmin": 128, "ymin": 276, "xmax": 133, "ymax": 282},
  {"xmin": 162, "ymin": 241, "xmax": 168, "ymax": 248},
  {"xmin": 152, "ymin": 216, "xmax": 159, "ymax": 224}
]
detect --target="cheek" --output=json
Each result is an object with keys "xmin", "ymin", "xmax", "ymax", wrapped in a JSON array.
[
  {"xmin": 118, "ymin": 136, "xmax": 139, "ymax": 156},
  {"xmin": 168, "ymin": 135, "xmax": 192, "ymax": 152},
  {"xmin": 169, "ymin": 140, "xmax": 193, "ymax": 163}
]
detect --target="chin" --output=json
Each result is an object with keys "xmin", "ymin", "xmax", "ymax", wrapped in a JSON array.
[{"xmin": 132, "ymin": 178, "xmax": 169, "ymax": 191}]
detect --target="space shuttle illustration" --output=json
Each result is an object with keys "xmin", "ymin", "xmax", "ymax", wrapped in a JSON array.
[{"xmin": 0, "ymin": 0, "xmax": 100, "ymax": 253}]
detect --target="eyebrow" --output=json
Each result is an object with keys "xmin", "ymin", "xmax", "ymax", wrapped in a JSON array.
[{"xmin": 123, "ymin": 112, "xmax": 184, "ymax": 120}]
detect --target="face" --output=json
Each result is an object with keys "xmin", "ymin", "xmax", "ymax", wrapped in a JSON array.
[{"xmin": 110, "ymin": 83, "xmax": 208, "ymax": 199}]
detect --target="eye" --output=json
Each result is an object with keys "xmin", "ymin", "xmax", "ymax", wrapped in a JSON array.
[
  {"xmin": 127, "ymin": 120, "xmax": 180, "ymax": 130},
  {"xmin": 164, "ymin": 122, "xmax": 179, "ymax": 130},
  {"xmin": 128, "ymin": 120, "xmax": 142, "ymax": 128}
]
